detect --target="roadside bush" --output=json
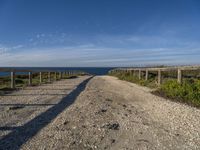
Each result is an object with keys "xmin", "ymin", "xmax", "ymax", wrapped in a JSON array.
[
  {"xmin": 109, "ymin": 72, "xmax": 156, "ymax": 88},
  {"xmin": 15, "ymin": 78, "xmax": 25, "ymax": 84},
  {"xmin": 160, "ymin": 79, "xmax": 200, "ymax": 107}
]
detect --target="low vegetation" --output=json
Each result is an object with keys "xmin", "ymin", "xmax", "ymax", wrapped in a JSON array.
[
  {"xmin": 109, "ymin": 71, "xmax": 200, "ymax": 108},
  {"xmin": 108, "ymin": 71, "xmax": 157, "ymax": 88},
  {"xmin": 159, "ymin": 79, "xmax": 200, "ymax": 107},
  {"xmin": 0, "ymin": 72, "xmax": 83, "ymax": 93}
]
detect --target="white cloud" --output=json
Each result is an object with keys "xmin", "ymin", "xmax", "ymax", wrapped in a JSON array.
[
  {"xmin": 1, "ymin": 33, "xmax": 200, "ymax": 67},
  {"xmin": 0, "ymin": 44, "xmax": 199, "ymax": 67},
  {"xmin": 12, "ymin": 45, "xmax": 24, "ymax": 49}
]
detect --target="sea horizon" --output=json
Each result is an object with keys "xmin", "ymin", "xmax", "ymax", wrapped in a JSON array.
[{"xmin": 0, "ymin": 67, "xmax": 115, "ymax": 76}]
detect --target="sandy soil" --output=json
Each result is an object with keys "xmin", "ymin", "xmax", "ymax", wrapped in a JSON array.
[{"xmin": 0, "ymin": 75, "xmax": 200, "ymax": 150}]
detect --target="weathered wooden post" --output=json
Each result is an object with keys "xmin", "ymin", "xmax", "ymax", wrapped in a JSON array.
[
  {"xmin": 28, "ymin": 72, "xmax": 32, "ymax": 86},
  {"xmin": 48, "ymin": 72, "xmax": 51, "ymax": 82},
  {"xmin": 158, "ymin": 69, "xmax": 162, "ymax": 85},
  {"xmin": 130, "ymin": 70, "xmax": 133, "ymax": 76},
  {"xmin": 177, "ymin": 68, "xmax": 182, "ymax": 84},
  {"xmin": 54, "ymin": 72, "xmax": 57, "ymax": 81},
  {"xmin": 11, "ymin": 72, "xmax": 15, "ymax": 89},
  {"xmin": 138, "ymin": 69, "xmax": 141, "ymax": 80},
  {"xmin": 145, "ymin": 69, "xmax": 148, "ymax": 81},
  {"xmin": 39, "ymin": 72, "xmax": 42, "ymax": 84}
]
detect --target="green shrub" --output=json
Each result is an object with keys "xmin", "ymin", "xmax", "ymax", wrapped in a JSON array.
[
  {"xmin": 15, "ymin": 79, "xmax": 24, "ymax": 84},
  {"xmin": 108, "ymin": 71, "xmax": 156, "ymax": 88},
  {"xmin": 160, "ymin": 79, "xmax": 200, "ymax": 107}
]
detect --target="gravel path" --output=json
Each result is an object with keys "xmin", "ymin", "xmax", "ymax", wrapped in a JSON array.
[{"xmin": 0, "ymin": 75, "xmax": 200, "ymax": 150}]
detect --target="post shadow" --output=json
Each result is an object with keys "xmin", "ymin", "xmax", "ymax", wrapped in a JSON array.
[
  {"xmin": 0, "ymin": 104, "xmax": 56, "ymax": 107},
  {"xmin": 17, "ymin": 88, "xmax": 72, "ymax": 90},
  {"xmin": 0, "ymin": 127, "xmax": 19, "ymax": 131},
  {"xmin": 1, "ymin": 94, "xmax": 69, "ymax": 96},
  {"xmin": 0, "ymin": 76, "xmax": 93, "ymax": 150}
]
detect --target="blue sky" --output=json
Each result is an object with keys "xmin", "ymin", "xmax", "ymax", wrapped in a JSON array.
[{"xmin": 0, "ymin": 0, "xmax": 200, "ymax": 67}]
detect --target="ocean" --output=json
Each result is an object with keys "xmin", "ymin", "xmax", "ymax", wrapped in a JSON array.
[{"xmin": 0, "ymin": 67, "xmax": 115, "ymax": 76}]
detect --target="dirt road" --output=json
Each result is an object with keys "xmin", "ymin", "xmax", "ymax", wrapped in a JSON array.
[{"xmin": 0, "ymin": 76, "xmax": 200, "ymax": 150}]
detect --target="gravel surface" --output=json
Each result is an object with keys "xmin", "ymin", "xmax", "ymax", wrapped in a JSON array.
[{"xmin": 0, "ymin": 75, "xmax": 200, "ymax": 150}]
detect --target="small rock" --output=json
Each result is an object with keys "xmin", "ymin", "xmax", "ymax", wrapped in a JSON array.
[
  {"xmin": 103, "ymin": 123, "xmax": 120, "ymax": 130},
  {"xmin": 106, "ymin": 98, "xmax": 112, "ymax": 102},
  {"xmin": 101, "ymin": 109, "xmax": 107, "ymax": 113},
  {"xmin": 100, "ymin": 136, "xmax": 104, "ymax": 141},
  {"xmin": 72, "ymin": 141, "xmax": 76, "ymax": 145},
  {"xmin": 175, "ymin": 133, "xmax": 180, "ymax": 136},
  {"xmin": 63, "ymin": 121, "xmax": 69, "ymax": 125},
  {"xmin": 127, "ymin": 109, "xmax": 132, "ymax": 113},
  {"xmin": 96, "ymin": 108, "xmax": 107, "ymax": 115},
  {"xmin": 8, "ymin": 105, "xmax": 24, "ymax": 110},
  {"xmin": 111, "ymin": 139, "xmax": 116, "ymax": 143},
  {"xmin": 122, "ymin": 104, "xmax": 127, "ymax": 108}
]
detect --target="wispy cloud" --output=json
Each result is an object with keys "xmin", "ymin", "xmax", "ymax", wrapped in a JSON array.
[
  {"xmin": 1, "ymin": 32, "xmax": 200, "ymax": 67},
  {"xmin": 0, "ymin": 44, "xmax": 23, "ymax": 57},
  {"xmin": 0, "ymin": 43, "xmax": 200, "ymax": 67}
]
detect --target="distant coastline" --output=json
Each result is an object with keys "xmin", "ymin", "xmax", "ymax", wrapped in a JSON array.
[{"xmin": 0, "ymin": 67, "xmax": 115, "ymax": 76}]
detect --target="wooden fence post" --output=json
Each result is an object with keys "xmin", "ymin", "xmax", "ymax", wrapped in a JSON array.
[
  {"xmin": 138, "ymin": 69, "xmax": 141, "ymax": 80},
  {"xmin": 145, "ymin": 69, "xmax": 148, "ymax": 81},
  {"xmin": 55, "ymin": 72, "xmax": 57, "ymax": 81},
  {"xmin": 131, "ymin": 70, "xmax": 134, "ymax": 75},
  {"xmin": 28, "ymin": 72, "xmax": 32, "ymax": 86},
  {"xmin": 177, "ymin": 69, "xmax": 182, "ymax": 83},
  {"xmin": 11, "ymin": 72, "xmax": 15, "ymax": 89},
  {"xmin": 39, "ymin": 72, "xmax": 42, "ymax": 84},
  {"xmin": 158, "ymin": 69, "xmax": 162, "ymax": 85}
]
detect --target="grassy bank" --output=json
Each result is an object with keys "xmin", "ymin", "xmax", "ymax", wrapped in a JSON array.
[
  {"xmin": 108, "ymin": 71, "xmax": 157, "ymax": 88},
  {"xmin": 109, "ymin": 71, "xmax": 200, "ymax": 108}
]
